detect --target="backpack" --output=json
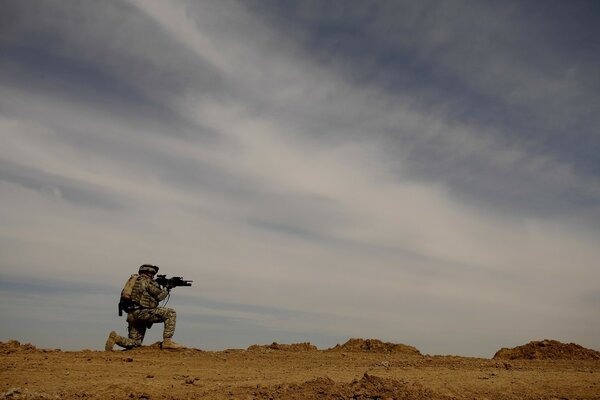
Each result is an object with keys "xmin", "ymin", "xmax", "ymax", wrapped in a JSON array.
[{"xmin": 118, "ymin": 274, "xmax": 139, "ymax": 316}]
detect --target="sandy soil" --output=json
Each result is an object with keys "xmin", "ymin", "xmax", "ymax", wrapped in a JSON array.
[{"xmin": 2, "ymin": 339, "xmax": 600, "ymax": 399}]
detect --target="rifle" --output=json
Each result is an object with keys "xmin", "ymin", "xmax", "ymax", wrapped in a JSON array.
[{"xmin": 155, "ymin": 274, "xmax": 193, "ymax": 289}]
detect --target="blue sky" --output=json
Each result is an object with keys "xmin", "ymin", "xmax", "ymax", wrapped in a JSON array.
[{"xmin": 1, "ymin": 0, "xmax": 599, "ymax": 357}]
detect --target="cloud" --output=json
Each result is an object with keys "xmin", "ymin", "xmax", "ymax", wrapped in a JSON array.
[
  {"xmin": 0, "ymin": 0, "xmax": 599, "ymax": 356},
  {"xmin": 241, "ymin": 0, "xmax": 600, "ymax": 210}
]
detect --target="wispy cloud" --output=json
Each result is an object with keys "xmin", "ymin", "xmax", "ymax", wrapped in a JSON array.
[{"xmin": 1, "ymin": 0, "xmax": 599, "ymax": 356}]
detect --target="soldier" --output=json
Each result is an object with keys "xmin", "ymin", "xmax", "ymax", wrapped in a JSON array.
[{"xmin": 105, "ymin": 264, "xmax": 184, "ymax": 350}]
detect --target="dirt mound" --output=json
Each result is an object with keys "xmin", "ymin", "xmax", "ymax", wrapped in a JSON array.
[
  {"xmin": 329, "ymin": 338, "xmax": 423, "ymax": 356},
  {"xmin": 247, "ymin": 342, "xmax": 317, "ymax": 352},
  {"xmin": 493, "ymin": 339, "xmax": 600, "ymax": 360},
  {"xmin": 0, "ymin": 340, "xmax": 42, "ymax": 354},
  {"xmin": 250, "ymin": 373, "xmax": 447, "ymax": 400}
]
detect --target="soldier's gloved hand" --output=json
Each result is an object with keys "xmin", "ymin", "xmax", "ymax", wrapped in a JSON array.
[{"xmin": 166, "ymin": 283, "xmax": 175, "ymax": 290}]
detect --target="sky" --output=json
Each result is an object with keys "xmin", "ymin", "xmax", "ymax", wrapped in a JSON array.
[{"xmin": 1, "ymin": 0, "xmax": 599, "ymax": 357}]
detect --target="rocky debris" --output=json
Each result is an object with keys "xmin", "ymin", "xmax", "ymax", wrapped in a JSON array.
[
  {"xmin": 250, "ymin": 373, "xmax": 448, "ymax": 400},
  {"xmin": 0, "ymin": 340, "xmax": 39, "ymax": 354},
  {"xmin": 247, "ymin": 342, "xmax": 317, "ymax": 352},
  {"xmin": 0, "ymin": 340, "xmax": 61, "ymax": 354},
  {"xmin": 493, "ymin": 339, "xmax": 600, "ymax": 360},
  {"xmin": 125, "ymin": 342, "xmax": 202, "ymax": 353},
  {"xmin": 0, "ymin": 387, "xmax": 59, "ymax": 399},
  {"xmin": 172, "ymin": 374, "xmax": 200, "ymax": 385},
  {"xmin": 329, "ymin": 338, "xmax": 423, "ymax": 356}
]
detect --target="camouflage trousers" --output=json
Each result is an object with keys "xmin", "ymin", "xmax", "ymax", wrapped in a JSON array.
[{"xmin": 116, "ymin": 307, "xmax": 177, "ymax": 348}]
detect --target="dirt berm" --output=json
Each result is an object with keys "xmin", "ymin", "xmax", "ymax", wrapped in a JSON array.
[
  {"xmin": 328, "ymin": 338, "xmax": 423, "ymax": 356},
  {"xmin": 247, "ymin": 342, "xmax": 317, "ymax": 352},
  {"xmin": 493, "ymin": 339, "xmax": 600, "ymax": 360},
  {"xmin": 249, "ymin": 373, "xmax": 448, "ymax": 400},
  {"xmin": 0, "ymin": 340, "xmax": 57, "ymax": 354}
]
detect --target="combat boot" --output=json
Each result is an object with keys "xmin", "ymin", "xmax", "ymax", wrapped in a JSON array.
[
  {"xmin": 162, "ymin": 338, "xmax": 184, "ymax": 350},
  {"xmin": 105, "ymin": 331, "xmax": 119, "ymax": 351}
]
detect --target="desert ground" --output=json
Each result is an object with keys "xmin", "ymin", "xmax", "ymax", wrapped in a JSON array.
[{"xmin": 2, "ymin": 339, "xmax": 599, "ymax": 399}]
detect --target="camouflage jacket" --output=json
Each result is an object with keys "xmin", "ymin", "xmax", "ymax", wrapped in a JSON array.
[{"xmin": 130, "ymin": 275, "xmax": 169, "ymax": 309}]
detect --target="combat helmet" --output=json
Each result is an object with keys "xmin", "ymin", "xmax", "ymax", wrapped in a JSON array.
[{"xmin": 138, "ymin": 264, "xmax": 159, "ymax": 275}]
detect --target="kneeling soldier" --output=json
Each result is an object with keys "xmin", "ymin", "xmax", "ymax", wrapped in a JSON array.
[{"xmin": 105, "ymin": 264, "xmax": 183, "ymax": 350}]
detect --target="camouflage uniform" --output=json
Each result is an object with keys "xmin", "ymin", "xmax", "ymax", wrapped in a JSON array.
[{"xmin": 112, "ymin": 275, "xmax": 177, "ymax": 348}]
